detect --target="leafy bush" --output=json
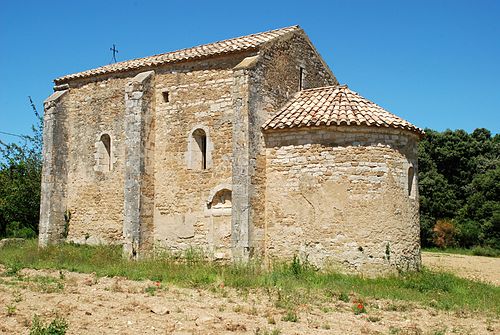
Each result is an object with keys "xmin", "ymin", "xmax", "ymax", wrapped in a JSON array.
[
  {"xmin": 471, "ymin": 246, "xmax": 500, "ymax": 257},
  {"xmin": 432, "ymin": 219, "xmax": 457, "ymax": 248}
]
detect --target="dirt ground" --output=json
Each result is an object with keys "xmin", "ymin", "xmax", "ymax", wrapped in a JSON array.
[
  {"xmin": 0, "ymin": 254, "xmax": 498, "ymax": 335},
  {"xmin": 421, "ymin": 252, "xmax": 500, "ymax": 286}
]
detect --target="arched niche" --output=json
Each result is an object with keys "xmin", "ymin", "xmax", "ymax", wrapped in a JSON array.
[{"xmin": 206, "ymin": 184, "xmax": 232, "ymax": 259}]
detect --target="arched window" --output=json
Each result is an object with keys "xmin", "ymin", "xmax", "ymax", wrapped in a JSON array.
[
  {"xmin": 187, "ymin": 126, "xmax": 212, "ymax": 170},
  {"xmin": 190, "ymin": 129, "xmax": 207, "ymax": 170},
  {"xmin": 101, "ymin": 134, "xmax": 111, "ymax": 172},
  {"xmin": 95, "ymin": 133, "xmax": 112, "ymax": 172},
  {"xmin": 408, "ymin": 166, "xmax": 415, "ymax": 198}
]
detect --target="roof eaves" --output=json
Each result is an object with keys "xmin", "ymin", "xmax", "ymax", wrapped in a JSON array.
[
  {"xmin": 54, "ymin": 25, "xmax": 301, "ymax": 85},
  {"xmin": 262, "ymin": 85, "xmax": 424, "ymax": 137}
]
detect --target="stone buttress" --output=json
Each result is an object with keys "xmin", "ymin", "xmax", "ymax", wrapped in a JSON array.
[
  {"xmin": 39, "ymin": 89, "xmax": 69, "ymax": 246},
  {"xmin": 123, "ymin": 71, "xmax": 155, "ymax": 259}
]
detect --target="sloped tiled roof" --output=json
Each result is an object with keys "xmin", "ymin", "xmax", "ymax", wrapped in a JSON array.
[
  {"xmin": 263, "ymin": 85, "xmax": 423, "ymax": 135},
  {"xmin": 54, "ymin": 26, "xmax": 300, "ymax": 84}
]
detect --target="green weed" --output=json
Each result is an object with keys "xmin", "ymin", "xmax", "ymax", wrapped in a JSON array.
[
  {"xmin": 281, "ymin": 310, "xmax": 298, "ymax": 322},
  {"xmin": 28, "ymin": 275, "xmax": 65, "ymax": 293},
  {"xmin": 5, "ymin": 259, "xmax": 23, "ymax": 276},
  {"xmin": 255, "ymin": 328, "xmax": 281, "ymax": 335},
  {"xmin": 12, "ymin": 289, "xmax": 22, "ymax": 302},
  {"xmin": 353, "ymin": 301, "xmax": 366, "ymax": 315},
  {"xmin": 144, "ymin": 285, "xmax": 158, "ymax": 296},
  {"xmin": 338, "ymin": 291, "xmax": 350, "ymax": 302},
  {"xmin": 30, "ymin": 315, "xmax": 68, "ymax": 335},
  {"xmin": 6, "ymin": 304, "xmax": 16, "ymax": 316},
  {"xmin": 389, "ymin": 327, "xmax": 401, "ymax": 335}
]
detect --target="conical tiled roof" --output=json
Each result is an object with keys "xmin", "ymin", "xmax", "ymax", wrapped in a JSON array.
[
  {"xmin": 262, "ymin": 85, "xmax": 423, "ymax": 135},
  {"xmin": 54, "ymin": 26, "xmax": 300, "ymax": 84}
]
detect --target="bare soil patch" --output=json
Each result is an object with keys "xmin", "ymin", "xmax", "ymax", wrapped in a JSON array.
[
  {"xmin": 0, "ymin": 263, "xmax": 497, "ymax": 334},
  {"xmin": 422, "ymin": 252, "xmax": 500, "ymax": 286}
]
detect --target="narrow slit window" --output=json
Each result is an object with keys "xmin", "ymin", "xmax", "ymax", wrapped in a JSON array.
[
  {"xmin": 408, "ymin": 166, "xmax": 415, "ymax": 198},
  {"xmin": 201, "ymin": 134, "xmax": 207, "ymax": 170},
  {"xmin": 299, "ymin": 67, "xmax": 304, "ymax": 91}
]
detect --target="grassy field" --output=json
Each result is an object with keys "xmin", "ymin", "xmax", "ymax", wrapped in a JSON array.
[{"xmin": 1, "ymin": 240, "xmax": 499, "ymax": 316}]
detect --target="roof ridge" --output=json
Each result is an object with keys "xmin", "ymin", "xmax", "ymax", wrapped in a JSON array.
[
  {"xmin": 54, "ymin": 25, "xmax": 301, "ymax": 84},
  {"xmin": 132, "ymin": 25, "xmax": 301, "ymax": 62}
]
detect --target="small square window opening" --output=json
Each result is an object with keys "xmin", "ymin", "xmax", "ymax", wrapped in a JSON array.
[{"xmin": 162, "ymin": 91, "xmax": 169, "ymax": 102}]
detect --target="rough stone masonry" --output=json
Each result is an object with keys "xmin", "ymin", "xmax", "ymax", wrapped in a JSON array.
[{"xmin": 39, "ymin": 26, "xmax": 424, "ymax": 276}]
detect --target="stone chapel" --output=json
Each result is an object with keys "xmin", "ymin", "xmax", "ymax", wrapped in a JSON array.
[{"xmin": 39, "ymin": 26, "xmax": 424, "ymax": 275}]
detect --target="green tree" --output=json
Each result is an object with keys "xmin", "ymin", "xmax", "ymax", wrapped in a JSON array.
[
  {"xmin": 456, "ymin": 167, "xmax": 500, "ymax": 248},
  {"xmin": 418, "ymin": 128, "xmax": 499, "ymax": 249},
  {"xmin": 0, "ymin": 97, "xmax": 43, "ymax": 238}
]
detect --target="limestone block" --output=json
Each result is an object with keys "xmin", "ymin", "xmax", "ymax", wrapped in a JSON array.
[{"xmin": 154, "ymin": 210, "xmax": 195, "ymax": 241}]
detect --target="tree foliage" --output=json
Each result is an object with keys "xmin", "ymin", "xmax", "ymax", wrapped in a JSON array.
[
  {"xmin": 0, "ymin": 98, "xmax": 42, "ymax": 238},
  {"xmin": 418, "ymin": 128, "xmax": 499, "ymax": 249}
]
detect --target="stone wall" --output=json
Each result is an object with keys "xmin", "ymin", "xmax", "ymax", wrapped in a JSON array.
[
  {"xmin": 245, "ymin": 30, "xmax": 338, "ymax": 255},
  {"xmin": 44, "ymin": 52, "xmax": 255, "ymax": 257},
  {"xmin": 264, "ymin": 126, "xmax": 421, "ymax": 275},
  {"xmin": 63, "ymin": 77, "xmax": 130, "ymax": 245},
  {"xmin": 41, "ymin": 52, "xmax": 255, "ymax": 256},
  {"xmin": 152, "ymin": 54, "xmax": 252, "ymax": 258}
]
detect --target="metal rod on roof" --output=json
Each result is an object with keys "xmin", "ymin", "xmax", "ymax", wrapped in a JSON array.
[{"xmin": 110, "ymin": 44, "xmax": 119, "ymax": 63}]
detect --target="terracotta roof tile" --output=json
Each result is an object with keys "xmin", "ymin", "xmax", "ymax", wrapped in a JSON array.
[
  {"xmin": 55, "ymin": 26, "xmax": 300, "ymax": 84},
  {"xmin": 262, "ymin": 85, "xmax": 424, "ymax": 135}
]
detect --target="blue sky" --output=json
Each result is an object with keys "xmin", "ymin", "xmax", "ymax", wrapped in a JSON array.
[{"xmin": 0, "ymin": 0, "xmax": 498, "ymax": 145}]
